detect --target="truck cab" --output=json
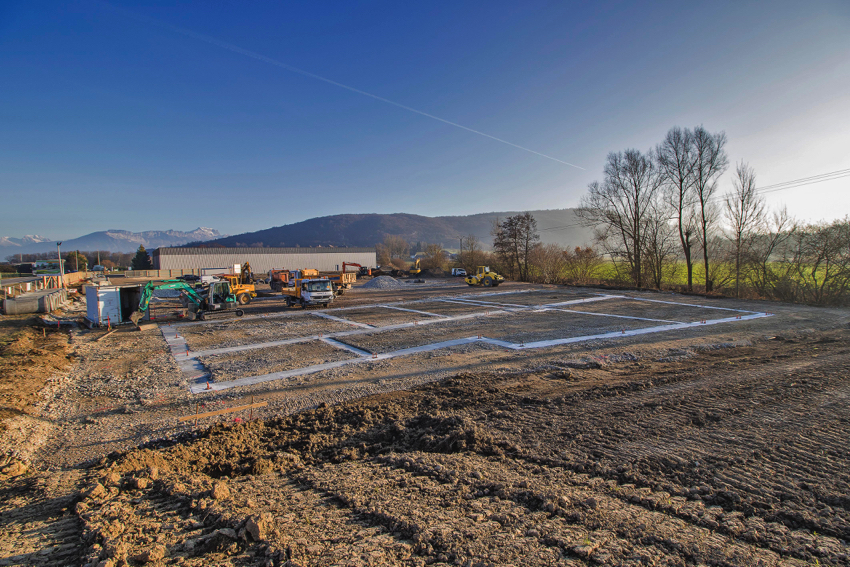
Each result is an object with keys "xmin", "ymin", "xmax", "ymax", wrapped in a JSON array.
[{"xmin": 283, "ymin": 278, "xmax": 335, "ymax": 307}]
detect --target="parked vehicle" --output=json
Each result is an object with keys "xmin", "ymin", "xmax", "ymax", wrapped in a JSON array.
[{"xmin": 451, "ymin": 268, "xmax": 467, "ymax": 277}]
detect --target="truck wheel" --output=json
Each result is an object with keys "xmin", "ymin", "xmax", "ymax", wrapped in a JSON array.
[
  {"xmin": 483, "ymin": 276, "xmax": 493, "ymax": 287},
  {"xmin": 236, "ymin": 309, "xmax": 244, "ymax": 317},
  {"xmin": 237, "ymin": 293, "xmax": 251, "ymax": 305},
  {"xmin": 300, "ymin": 299, "xmax": 306, "ymax": 309}
]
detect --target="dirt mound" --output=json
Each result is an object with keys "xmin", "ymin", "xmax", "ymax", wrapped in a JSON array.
[
  {"xmin": 0, "ymin": 326, "xmax": 72, "ymax": 434},
  {"xmin": 361, "ymin": 276, "xmax": 403, "ymax": 289}
]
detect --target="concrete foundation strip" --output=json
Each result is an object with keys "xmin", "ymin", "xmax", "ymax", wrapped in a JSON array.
[
  {"xmin": 189, "ymin": 311, "xmax": 772, "ymax": 393},
  {"xmin": 545, "ymin": 308, "xmax": 681, "ymax": 324},
  {"xmin": 376, "ymin": 305, "xmax": 449, "ymax": 318},
  {"xmin": 320, "ymin": 337, "xmax": 373, "ymax": 357},
  {"xmin": 312, "ymin": 311, "xmax": 374, "ymax": 328},
  {"xmin": 186, "ymin": 309, "xmax": 510, "ymax": 359}
]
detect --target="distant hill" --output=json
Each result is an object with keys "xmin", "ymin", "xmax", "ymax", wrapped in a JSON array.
[
  {"xmin": 1, "ymin": 228, "xmax": 225, "ymax": 258},
  {"xmin": 198, "ymin": 210, "xmax": 592, "ymax": 250}
]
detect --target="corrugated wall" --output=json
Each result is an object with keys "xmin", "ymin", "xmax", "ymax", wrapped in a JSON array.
[{"xmin": 154, "ymin": 247, "xmax": 377, "ymax": 273}]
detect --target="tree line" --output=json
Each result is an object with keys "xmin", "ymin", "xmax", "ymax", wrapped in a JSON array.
[
  {"xmin": 3, "ymin": 245, "xmax": 156, "ymax": 272},
  {"xmin": 574, "ymin": 125, "xmax": 850, "ymax": 305}
]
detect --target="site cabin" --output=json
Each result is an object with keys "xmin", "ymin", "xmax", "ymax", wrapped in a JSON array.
[{"xmin": 281, "ymin": 278, "xmax": 335, "ymax": 308}]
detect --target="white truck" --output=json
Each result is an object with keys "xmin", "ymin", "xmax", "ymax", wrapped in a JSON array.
[{"xmin": 282, "ymin": 277, "xmax": 335, "ymax": 308}]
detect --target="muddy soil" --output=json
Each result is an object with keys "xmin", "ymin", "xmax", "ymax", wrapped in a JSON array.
[
  {"xmin": 2, "ymin": 284, "xmax": 850, "ymax": 566},
  {"xmin": 0, "ymin": 325, "xmax": 72, "ymax": 434},
  {"xmin": 72, "ymin": 329, "xmax": 850, "ymax": 566},
  {"xmin": 199, "ymin": 341, "xmax": 358, "ymax": 382}
]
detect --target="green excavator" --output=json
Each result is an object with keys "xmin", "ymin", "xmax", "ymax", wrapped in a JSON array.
[{"xmin": 129, "ymin": 280, "xmax": 244, "ymax": 326}]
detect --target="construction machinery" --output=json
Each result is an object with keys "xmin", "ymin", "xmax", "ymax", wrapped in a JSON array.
[
  {"xmin": 342, "ymin": 262, "xmax": 373, "ymax": 277},
  {"xmin": 324, "ymin": 271, "xmax": 356, "ymax": 295},
  {"xmin": 409, "ymin": 258, "xmax": 422, "ymax": 276},
  {"xmin": 464, "ymin": 266, "xmax": 504, "ymax": 287},
  {"xmin": 216, "ymin": 274, "xmax": 257, "ymax": 305},
  {"xmin": 281, "ymin": 277, "xmax": 335, "ymax": 308},
  {"xmin": 129, "ymin": 280, "xmax": 243, "ymax": 325}
]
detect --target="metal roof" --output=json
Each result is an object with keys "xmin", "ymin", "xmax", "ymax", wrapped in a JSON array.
[{"xmin": 155, "ymin": 246, "xmax": 375, "ymax": 256}]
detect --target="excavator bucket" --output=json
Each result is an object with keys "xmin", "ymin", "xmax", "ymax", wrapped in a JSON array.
[{"xmin": 129, "ymin": 310, "xmax": 144, "ymax": 327}]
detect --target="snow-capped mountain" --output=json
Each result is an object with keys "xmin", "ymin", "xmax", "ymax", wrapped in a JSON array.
[
  {"xmin": 0, "ymin": 228, "xmax": 226, "ymax": 257},
  {"xmin": 0, "ymin": 235, "xmax": 52, "ymax": 247}
]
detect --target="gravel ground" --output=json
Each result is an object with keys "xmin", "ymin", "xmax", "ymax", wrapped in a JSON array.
[
  {"xmin": 464, "ymin": 289, "xmax": 602, "ymax": 306},
  {"xmin": 404, "ymin": 301, "xmax": 493, "ymax": 316},
  {"xmin": 561, "ymin": 297, "xmax": 736, "ymax": 323},
  {"xmin": 337, "ymin": 310, "xmax": 658, "ymax": 354},
  {"xmin": 337, "ymin": 307, "xmax": 441, "ymax": 327},
  {"xmin": 178, "ymin": 316, "xmax": 357, "ymax": 350},
  {"xmin": 198, "ymin": 341, "xmax": 357, "ymax": 382}
]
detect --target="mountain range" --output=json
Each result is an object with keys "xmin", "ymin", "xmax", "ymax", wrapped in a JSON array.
[
  {"xmin": 2, "ymin": 209, "xmax": 594, "ymax": 260},
  {"xmin": 196, "ymin": 209, "xmax": 592, "ymax": 250},
  {"xmin": 1, "ymin": 228, "xmax": 225, "ymax": 258}
]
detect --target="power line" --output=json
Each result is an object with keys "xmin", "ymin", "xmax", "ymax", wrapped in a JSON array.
[{"xmin": 539, "ymin": 168, "xmax": 850, "ymax": 233}]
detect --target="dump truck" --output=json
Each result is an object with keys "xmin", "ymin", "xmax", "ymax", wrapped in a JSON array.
[
  {"xmin": 281, "ymin": 277, "xmax": 335, "ymax": 308},
  {"xmin": 324, "ymin": 271, "xmax": 357, "ymax": 295},
  {"xmin": 465, "ymin": 266, "xmax": 504, "ymax": 287},
  {"xmin": 268, "ymin": 269, "xmax": 319, "ymax": 292}
]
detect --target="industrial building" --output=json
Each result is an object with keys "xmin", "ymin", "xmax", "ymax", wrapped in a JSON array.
[{"xmin": 152, "ymin": 247, "xmax": 377, "ymax": 273}]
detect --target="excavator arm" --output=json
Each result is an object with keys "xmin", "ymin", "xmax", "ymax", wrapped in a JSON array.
[{"xmin": 131, "ymin": 280, "xmax": 205, "ymax": 326}]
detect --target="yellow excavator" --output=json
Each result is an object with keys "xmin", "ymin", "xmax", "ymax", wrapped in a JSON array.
[
  {"xmin": 465, "ymin": 266, "xmax": 504, "ymax": 287},
  {"xmin": 409, "ymin": 258, "xmax": 422, "ymax": 276}
]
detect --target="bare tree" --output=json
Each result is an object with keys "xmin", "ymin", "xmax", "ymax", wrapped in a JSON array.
[
  {"xmin": 642, "ymin": 201, "xmax": 679, "ymax": 289},
  {"xmin": 691, "ymin": 126, "xmax": 729, "ymax": 291},
  {"xmin": 421, "ymin": 243, "xmax": 447, "ymax": 271},
  {"xmin": 577, "ymin": 149, "xmax": 662, "ymax": 287},
  {"xmin": 725, "ymin": 161, "xmax": 765, "ymax": 297},
  {"xmin": 563, "ymin": 246, "xmax": 603, "ymax": 284},
  {"xmin": 746, "ymin": 207, "xmax": 795, "ymax": 299},
  {"xmin": 657, "ymin": 126, "xmax": 698, "ymax": 290},
  {"xmin": 458, "ymin": 234, "xmax": 486, "ymax": 272},
  {"xmin": 492, "ymin": 213, "xmax": 540, "ymax": 282},
  {"xmin": 528, "ymin": 243, "xmax": 566, "ymax": 284}
]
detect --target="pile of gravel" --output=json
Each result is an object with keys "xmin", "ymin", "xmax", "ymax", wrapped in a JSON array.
[{"xmin": 361, "ymin": 276, "xmax": 404, "ymax": 290}]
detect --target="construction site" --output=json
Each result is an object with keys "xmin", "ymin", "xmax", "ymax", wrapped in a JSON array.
[{"xmin": 1, "ymin": 271, "xmax": 849, "ymax": 567}]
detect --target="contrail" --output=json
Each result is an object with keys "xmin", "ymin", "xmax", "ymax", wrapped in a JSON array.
[{"xmin": 105, "ymin": 3, "xmax": 584, "ymax": 170}]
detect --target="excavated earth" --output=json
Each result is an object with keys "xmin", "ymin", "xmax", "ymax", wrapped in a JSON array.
[{"xmin": 1, "ymin": 281, "xmax": 849, "ymax": 566}]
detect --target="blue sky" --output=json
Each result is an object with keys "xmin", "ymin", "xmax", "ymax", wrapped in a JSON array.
[{"xmin": 1, "ymin": 0, "xmax": 848, "ymax": 238}]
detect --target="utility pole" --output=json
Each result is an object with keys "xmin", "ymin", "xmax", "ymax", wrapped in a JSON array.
[
  {"xmin": 57, "ymin": 242, "xmax": 64, "ymax": 288},
  {"xmin": 75, "ymin": 250, "xmax": 79, "ymax": 272}
]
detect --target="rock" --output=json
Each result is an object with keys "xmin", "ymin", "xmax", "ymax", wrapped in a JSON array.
[
  {"xmin": 211, "ymin": 482, "xmax": 230, "ymax": 500},
  {"xmin": 86, "ymin": 483, "xmax": 106, "ymax": 499},
  {"xmin": 148, "ymin": 466, "xmax": 159, "ymax": 480},
  {"xmin": 216, "ymin": 528, "xmax": 238, "ymax": 539},
  {"xmin": 133, "ymin": 545, "xmax": 166, "ymax": 563},
  {"xmin": 525, "ymin": 528, "xmax": 540, "ymax": 538},
  {"xmin": 96, "ymin": 560, "xmax": 115, "ymax": 567},
  {"xmin": 246, "ymin": 512, "xmax": 274, "ymax": 541},
  {"xmin": 75, "ymin": 501, "xmax": 89, "ymax": 514},
  {"xmin": 105, "ymin": 472, "xmax": 121, "ymax": 485},
  {"xmin": 133, "ymin": 477, "xmax": 149, "ymax": 490},
  {"xmin": 1, "ymin": 461, "xmax": 28, "ymax": 478}
]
